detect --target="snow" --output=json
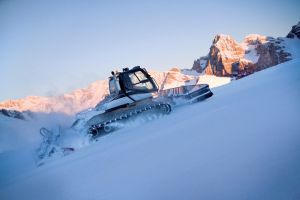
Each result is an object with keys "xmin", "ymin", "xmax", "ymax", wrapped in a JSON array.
[
  {"xmin": 196, "ymin": 74, "xmax": 231, "ymax": 88},
  {"xmin": 0, "ymin": 113, "xmax": 74, "ymax": 153},
  {"xmin": 1, "ymin": 58, "xmax": 300, "ymax": 199},
  {"xmin": 243, "ymin": 44, "xmax": 259, "ymax": 63},
  {"xmin": 240, "ymin": 34, "xmax": 268, "ymax": 64},
  {"xmin": 180, "ymin": 69, "xmax": 199, "ymax": 76},
  {"xmin": 243, "ymin": 34, "xmax": 268, "ymax": 44}
]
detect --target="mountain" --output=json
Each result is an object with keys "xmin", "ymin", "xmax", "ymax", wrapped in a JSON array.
[
  {"xmin": 0, "ymin": 69, "xmax": 230, "ymax": 115},
  {"xmin": 287, "ymin": 21, "xmax": 300, "ymax": 39},
  {"xmin": 1, "ymin": 58, "xmax": 300, "ymax": 200},
  {"xmin": 0, "ymin": 109, "xmax": 32, "ymax": 120},
  {"xmin": 192, "ymin": 21, "xmax": 300, "ymax": 78},
  {"xmin": 3, "ymin": 22, "xmax": 299, "ymax": 115},
  {"xmin": 0, "ymin": 80, "xmax": 108, "ymax": 115}
]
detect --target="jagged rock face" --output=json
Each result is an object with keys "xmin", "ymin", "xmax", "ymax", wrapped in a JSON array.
[
  {"xmin": 287, "ymin": 22, "xmax": 300, "ymax": 39},
  {"xmin": 203, "ymin": 34, "xmax": 253, "ymax": 76},
  {"xmin": 255, "ymin": 37, "xmax": 291, "ymax": 71},
  {"xmin": 196, "ymin": 34, "xmax": 291, "ymax": 78},
  {"xmin": 205, "ymin": 35, "xmax": 245, "ymax": 76},
  {"xmin": 192, "ymin": 56, "xmax": 208, "ymax": 73}
]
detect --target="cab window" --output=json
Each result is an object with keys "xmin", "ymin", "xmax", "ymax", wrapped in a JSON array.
[
  {"xmin": 109, "ymin": 78, "xmax": 120, "ymax": 94},
  {"xmin": 128, "ymin": 71, "xmax": 154, "ymax": 90}
]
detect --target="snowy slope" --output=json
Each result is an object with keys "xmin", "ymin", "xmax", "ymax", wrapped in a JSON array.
[{"xmin": 1, "ymin": 59, "xmax": 300, "ymax": 200}]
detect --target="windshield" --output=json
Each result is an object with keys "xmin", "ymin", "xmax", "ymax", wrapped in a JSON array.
[{"xmin": 128, "ymin": 71, "xmax": 154, "ymax": 91}]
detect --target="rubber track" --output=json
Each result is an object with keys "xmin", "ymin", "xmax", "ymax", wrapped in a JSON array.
[{"xmin": 88, "ymin": 103, "xmax": 171, "ymax": 136}]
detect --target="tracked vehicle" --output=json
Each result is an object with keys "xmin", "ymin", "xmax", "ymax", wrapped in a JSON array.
[
  {"xmin": 79, "ymin": 66, "xmax": 172, "ymax": 136},
  {"xmin": 72, "ymin": 66, "xmax": 213, "ymax": 137},
  {"xmin": 37, "ymin": 66, "xmax": 213, "ymax": 164}
]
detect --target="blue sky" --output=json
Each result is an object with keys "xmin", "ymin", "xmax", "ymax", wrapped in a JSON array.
[{"xmin": 0, "ymin": 0, "xmax": 299, "ymax": 101}]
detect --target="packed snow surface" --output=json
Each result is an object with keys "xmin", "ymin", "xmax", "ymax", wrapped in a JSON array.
[{"xmin": 1, "ymin": 60, "xmax": 300, "ymax": 199}]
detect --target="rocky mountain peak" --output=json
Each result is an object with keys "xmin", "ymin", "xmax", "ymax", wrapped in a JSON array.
[
  {"xmin": 212, "ymin": 34, "xmax": 244, "ymax": 57},
  {"xmin": 192, "ymin": 25, "xmax": 296, "ymax": 78},
  {"xmin": 287, "ymin": 21, "xmax": 300, "ymax": 39},
  {"xmin": 213, "ymin": 34, "xmax": 233, "ymax": 43},
  {"xmin": 242, "ymin": 34, "xmax": 268, "ymax": 45},
  {"xmin": 192, "ymin": 35, "xmax": 243, "ymax": 74}
]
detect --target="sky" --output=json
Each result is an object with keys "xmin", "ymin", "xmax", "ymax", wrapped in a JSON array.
[{"xmin": 0, "ymin": 0, "xmax": 299, "ymax": 101}]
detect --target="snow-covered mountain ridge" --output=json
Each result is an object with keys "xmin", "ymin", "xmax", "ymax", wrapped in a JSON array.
[
  {"xmin": 0, "ymin": 69, "xmax": 230, "ymax": 115},
  {"xmin": 287, "ymin": 21, "xmax": 300, "ymax": 39}
]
